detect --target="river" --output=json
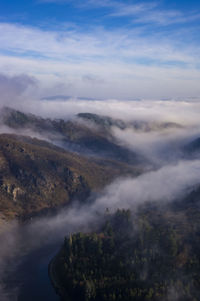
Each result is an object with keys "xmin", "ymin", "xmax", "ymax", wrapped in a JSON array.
[
  {"xmin": 1, "ymin": 236, "xmax": 60, "ymax": 301},
  {"xmin": 0, "ymin": 203, "xmax": 98, "ymax": 300}
]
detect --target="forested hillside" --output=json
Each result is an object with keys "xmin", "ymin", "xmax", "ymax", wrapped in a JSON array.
[
  {"xmin": 0, "ymin": 107, "xmax": 146, "ymax": 165},
  {"xmin": 52, "ymin": 199, "xmax": 200, "ymax": 301},
  {"xmin": 0, "ymin": 134, "xmax": 141, "ymax": 220}
]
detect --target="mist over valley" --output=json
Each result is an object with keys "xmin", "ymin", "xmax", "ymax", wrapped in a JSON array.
[{"xmin": 0, "ymin": 99, "xmax": 200, "ymax": 300}]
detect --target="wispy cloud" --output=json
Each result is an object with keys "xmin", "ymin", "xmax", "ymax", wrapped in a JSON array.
[
  {"xmin": 39, "ymin": 0, "xmax": 200, "ymax": 26},
  {"xmin": 108, "ymin": 2, "xmax": 157, "ymax": 17},
  {"xmin": 131, "ymin": 9, "xmax": 200, "ymax": 26},
  {"xmin": 0, "ymin": 20, "xmax": 200, "ymax": 99},
  {"xmin": 107, "ymin": 1, "xmax": 200, "ymax": 26},
  {"xmin": 0, "ymin": 22, "xmax": 198, "ymax": 65},
  {"xmin": 0, "ymin": 0, "xmax": 200, "ymax": 99}
]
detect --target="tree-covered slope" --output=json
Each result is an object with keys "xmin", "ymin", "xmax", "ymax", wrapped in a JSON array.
[
  {"xmin": 0, "ymin": 107, "xmax": 145, "ymax": 165},
  {"xmin": 0, "ymin": 134, "xmax": 141, "ymax": 220},
  {"xmin": 52, "ymin": 200, "xmax": 200, "ymax": 301},
  {"xmin": 77, "ymin": 112, "xmax": 182, "ymax": 132}
]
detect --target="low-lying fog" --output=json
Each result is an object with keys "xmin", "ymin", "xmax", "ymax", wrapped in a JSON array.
[{"xmin": 1, "ymin": 98, "xmax": 200, "ymax": 300}]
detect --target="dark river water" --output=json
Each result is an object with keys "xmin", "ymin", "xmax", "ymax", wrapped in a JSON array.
[
  {"xmin": 3, "ymin": 241, "xmax": 60, "ymax": 301},
  {"xmin": 0, "ymin": 214, "xmax": 70, "ymax": 301},
  {"xmin": 1, "ymin": 205, "xmax": 95, "ymax": 300},
  {"xmin": 17, "ymin": 246, "xmax": 60, "ymax": 300}
]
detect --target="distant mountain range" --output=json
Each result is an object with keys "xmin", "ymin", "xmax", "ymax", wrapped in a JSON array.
[{"xmin": 41, "ymin": 95, "xmax": 102, "ymax": 101}]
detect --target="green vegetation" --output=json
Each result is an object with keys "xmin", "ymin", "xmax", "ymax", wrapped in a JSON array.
[{"xmin": 53, "ymin": 201, "xmax": 200, "ymax": 301}]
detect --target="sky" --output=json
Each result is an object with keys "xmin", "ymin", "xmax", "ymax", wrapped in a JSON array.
[{"xmin": 0, "ymin": 0, "xmax": 200, "ymax": 100}]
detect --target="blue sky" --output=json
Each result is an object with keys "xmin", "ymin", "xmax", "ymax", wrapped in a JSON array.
[{"xmin": 0, "ymin": 0, "xmax": 200, "ymax": 99}]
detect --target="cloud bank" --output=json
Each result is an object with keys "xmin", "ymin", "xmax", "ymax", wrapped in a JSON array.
[{"xmin": 0, "ymin": 73, "xmax": 37, "ymax": 105}]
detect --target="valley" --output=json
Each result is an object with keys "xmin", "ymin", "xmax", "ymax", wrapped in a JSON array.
[{"xmin": 0, "ymin": 106, "xmax": 200, "ymax": 301}]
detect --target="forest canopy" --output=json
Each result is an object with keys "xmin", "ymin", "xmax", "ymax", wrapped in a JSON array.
[{"xmin": 52, "ymin": 198, "xmax": 200, "ymax": 301}]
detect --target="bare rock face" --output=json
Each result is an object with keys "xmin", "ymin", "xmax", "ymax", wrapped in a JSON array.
[{"xmin": 13, "ymin": 187, "xmax": 24, "ymax": 201}]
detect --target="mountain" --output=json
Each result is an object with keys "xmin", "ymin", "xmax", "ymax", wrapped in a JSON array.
[
  {"xmin": 77, "ymin": 112, "xmax": 182, "ymax": 132},
  {"xmin": 0, "ymin": 107, "xmax": 145, "ymax": 165},
  {"xmin": 184, "ymin": 137, "xmax": 200, "ymax": 156},
  {"xmin": 0, "ymin": 133, "xmax": 141, "ymax": 221},
  {"xmin": 0, "ymin": 107, "xmax": 182, "ymax": 167}
]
